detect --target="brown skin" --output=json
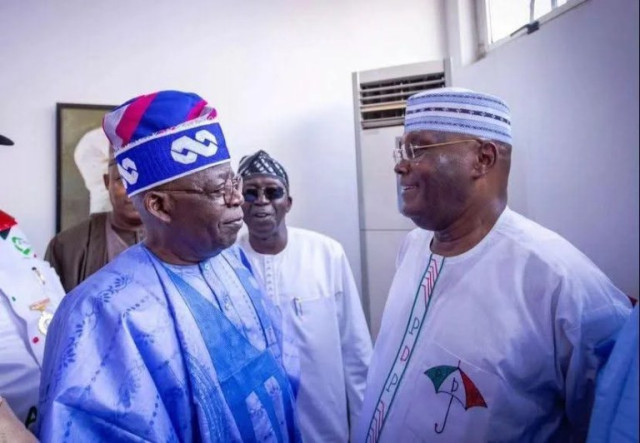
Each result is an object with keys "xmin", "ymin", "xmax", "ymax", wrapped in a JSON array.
[
  {"xmin": 103, "ymin": 161, "xmax": 143, "ymax": 232},
  {"xmin": 0, "ymin": 397, "xmax": 37, "ymax": 443},
  {"xmin": 395, "ymin": 130, "xmax": 511, "ymax": 257},
  {"xmin": 131, "ymin": 163, "xmax": 244, "ymax": 265},
  {"xmin": 241, "ymin": 176, "xmax": 292, "ymax": 255}
]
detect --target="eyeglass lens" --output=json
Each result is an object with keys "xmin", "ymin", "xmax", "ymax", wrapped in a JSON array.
[
  {"xmin": 222, "ymin": 175, "xmax": 242, "ymax": 205},
  {"xmin": 243, "ymin": 187, "xmax": 285, "ymax": 203},
  {"xmin": 393, "ymin": 141, "xmax": 412, "ymax": 163}
]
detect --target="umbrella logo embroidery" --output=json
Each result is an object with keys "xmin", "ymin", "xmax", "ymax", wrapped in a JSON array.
[{"xmin": 424, "ymin": 360, "xmax": 487, "ymax": 434}]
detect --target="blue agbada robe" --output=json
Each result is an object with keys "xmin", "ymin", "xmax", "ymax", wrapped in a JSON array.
[
  {"xmin": 38, "ymin": 244, "xmax": 301, "ymax": 442},
  {"xmin": 587, "ymin": 305, "xmax": 639, "ymax": 443}
]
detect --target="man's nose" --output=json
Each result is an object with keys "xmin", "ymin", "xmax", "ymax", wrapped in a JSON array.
[
  {"xmin": 227, "ymin": 188, "xmax": 244, "ymax": 206},
  {"xmin": 254, "ymin": 190, "xmax": 270, "ymax": 205},
  {"xmin": 394, "ymin": 159, "xmax": 410, "ymax": 175}
]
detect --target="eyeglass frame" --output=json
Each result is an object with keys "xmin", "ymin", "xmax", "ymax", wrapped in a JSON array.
[
  {"xmin": 161, "ymin": 173, "xmax": 243, "ymax": 206},
  {"xmin": 242, "ymin": 185, "xmax": 287, "ymax": 203},
  {"xmin": 392, "ymin": 138, "xmax": 484, "ymax": 165}
]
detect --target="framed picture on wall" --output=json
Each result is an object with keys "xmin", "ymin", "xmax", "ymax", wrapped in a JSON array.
[{"xmin": 55, "ymin": 103, "xmax": 115, "ymax": 233}]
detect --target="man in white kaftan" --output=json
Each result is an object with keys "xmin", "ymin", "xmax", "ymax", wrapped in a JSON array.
[
  {"xmin": 355, "ymin": 88, "xmax": 632, "ymax": 443},
  {"xmin": 38, "ymin": 91, "xmax": 300, "ymax": 442},
  {"xmin": 238, "ymin": 150, "xmax": 372, "ymax": 442}
]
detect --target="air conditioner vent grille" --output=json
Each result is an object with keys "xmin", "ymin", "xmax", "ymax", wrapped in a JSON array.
[{"xmin": 359, "ymin": 72, "xmax": 445, "ymax": 129}]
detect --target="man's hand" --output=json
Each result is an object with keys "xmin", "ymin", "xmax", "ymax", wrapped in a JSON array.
[{"xmin": 0, "ymin": 396, "xmax": 38, "ymax": 443}]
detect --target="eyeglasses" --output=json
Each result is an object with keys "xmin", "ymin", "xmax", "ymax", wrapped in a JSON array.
[
  {"xmin": 163, "ymin": 174, "xmax": 243, "ymax": 205},
  {"xmin": 393, "ymin": 139, "xmax": 481, "ymax": 164},
  {"xmin": 243, "ymin": 186, "xmax": 286, "ymax": 203}
]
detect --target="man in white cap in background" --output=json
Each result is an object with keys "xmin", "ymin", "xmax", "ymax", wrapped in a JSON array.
[
  {"xmin": 238, "ymin": 149, "xmax": 372, "ymax": 442},
  {"xmin": 355, "ymin": 87, "xmax": 632, "ymax": 442},
  {"xmin": 74, "ymin": 127, "xmax": 113, "ymax": 214},
  {"xmin": 45, "ymin": 145, "xmax": 144, "ymax": 292},
  {"xmin": 0, "ymin": 132, "xmax": 64, "ymax": 442},
  {"xmin": 38, "ymin": 91, "xmax": 300, "ymax": 442}
]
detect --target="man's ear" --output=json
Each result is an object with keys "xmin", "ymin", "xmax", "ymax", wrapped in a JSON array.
[
  {"xmin": 285, "ymin": 195, "xmax": 293, "ymax": 214},
  {"xmin": 473, "ymin": 141, "xmax": 497, "ymax": 178},
  {"xmin": 144, "ymin": 191, "xmax": 173, "ymax": 224},
  {"xmin": 103, "ymin": 174, "xmax": 109, "ymax": 190}
]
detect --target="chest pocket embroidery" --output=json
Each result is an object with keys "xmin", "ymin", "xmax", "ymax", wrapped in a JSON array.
[
  {"xmin": 400, "ymin": 343, "xmax": 500, "ymax": 443},
  {"xmin": 424, "ymin": 360, "xmax": 488, "ymax": 434}
]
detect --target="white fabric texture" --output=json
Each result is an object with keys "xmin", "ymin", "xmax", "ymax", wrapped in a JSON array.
[
  {"xmin": 355, "ymin": 208, "xmax": 631, "ymax": 443},
  {"xmin": 239, "ymin": 227, "xmax": 373, "ymax": 442},
  {"xmin": 0, "ymin": 223, "xmax": 65, "ymax": 430},
  {"xmin": 404, "ymin": 87, "xmax": 512, "ymax": 145}
]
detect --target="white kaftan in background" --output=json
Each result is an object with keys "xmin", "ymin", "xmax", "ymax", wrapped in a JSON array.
[{"xmin": 240, "ymin": 227, "xmax": 372, "ymax": 442}]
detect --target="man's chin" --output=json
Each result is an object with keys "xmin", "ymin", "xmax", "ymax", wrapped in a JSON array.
[
  {"xmin": 400, "ymin": 207, "xmax": 433, "ymax": 230},
  {"xmin": 120, "ymin": 211, "xmax": 142, "ymax": 225},
  {"xmin": 400, "ymin": 203, "xmax": 419, "ymax": 220},
  {"xmin": 221, "ymin": 232, "xmax": 239, "ymax": 249},
  {"xmin": 204, "ymin": 236, "xmax": 237, "ymax": 258},
  {"xmin": 247, "ymin": 223, "xmax": 276, "ymax": 237}
]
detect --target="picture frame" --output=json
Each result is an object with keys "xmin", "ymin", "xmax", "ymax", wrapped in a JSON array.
[{"xmin": 55, "ymin": 103, "xmax": 115, "ymax": 233}]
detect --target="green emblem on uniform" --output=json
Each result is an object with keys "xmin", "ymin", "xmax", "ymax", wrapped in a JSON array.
[{"xmin": 11, "ymin": 236, "xmax": 32, "ymax": 256}]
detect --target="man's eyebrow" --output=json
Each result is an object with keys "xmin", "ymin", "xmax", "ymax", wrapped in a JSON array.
[{"xmin": 206, "ymin": 179, "xmax": 229, "ymax": 189}]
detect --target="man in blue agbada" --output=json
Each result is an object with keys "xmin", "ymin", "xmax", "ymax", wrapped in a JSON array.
[
  {"xmin": 38, "ymin": 90, "xmax": 301, "ymax": 442},
  {"xmin": 587, "ymin": 304, "xmax": 639, "ymax": 443}
]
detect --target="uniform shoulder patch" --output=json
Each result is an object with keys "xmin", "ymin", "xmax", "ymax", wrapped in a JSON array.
[{"xmin": 0, "ymin": 210, "xmax": 17, "ymax": 238}]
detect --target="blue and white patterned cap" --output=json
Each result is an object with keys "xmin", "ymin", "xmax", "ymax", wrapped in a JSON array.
[
  {"xmin": 404, "ymin": 87, "xmax": 512, "ymax": 145},
  {"xmin": 103, "ymin": 90, "xmax": 230, "ymax": 197}
]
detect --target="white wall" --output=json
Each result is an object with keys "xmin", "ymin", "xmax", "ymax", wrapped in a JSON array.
[
  {"xmin": 0, "ymin": 0, "xmax": 447, "ymax": 292},
  {"xmin": 449, "ymin": 0, "xmax": 639, "ymax": 298}
]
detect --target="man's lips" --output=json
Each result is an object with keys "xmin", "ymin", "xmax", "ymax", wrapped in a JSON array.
[
  {"xmin": 223, "ymin": 217, "xmax": 243, "ymax": 229},
  {"xmin": 251, "ymin": 212, "xmax": 273, "ymax": 219},
  {"xmin": 400, "ymin": 184, "xmax": 418, "ymax": 193}
]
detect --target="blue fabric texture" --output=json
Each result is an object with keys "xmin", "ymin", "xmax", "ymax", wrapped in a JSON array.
[
  {"xmin": 37, "ymin": 244, "xmax": 300, "ymax": 442},
  {"xmin": 116, "ymin": 121, "xmax": 231, "ymax": 196},
  {"xmin": 587, "ymin": 305, "xmax": 639, "ymax": 443},
  {"xmin": 102, "ymin": 90, "xmax": 231, "ymax": 197}
]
